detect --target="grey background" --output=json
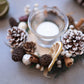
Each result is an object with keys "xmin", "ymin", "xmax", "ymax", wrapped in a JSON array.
[{"xmin": 0, "ymin": 0, "xmax": 84, "ymax": 84}]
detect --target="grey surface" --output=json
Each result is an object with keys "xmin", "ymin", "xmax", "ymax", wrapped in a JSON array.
[{"xmin": 0, "ymin": 0, "xmax": 84, "ymax": 84}]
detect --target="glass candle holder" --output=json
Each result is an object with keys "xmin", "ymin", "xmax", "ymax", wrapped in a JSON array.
[{"xmin": 28, "ymin": 7, "xmax": 69, "ymax": 48}]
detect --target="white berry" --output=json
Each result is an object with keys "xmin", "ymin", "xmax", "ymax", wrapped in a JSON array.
[
  {"xmin": 66, "ymin": 52, "xmax": 72, "ymax": 57},
  {"xmin": 61, "ymin": 50, "xmax": 66, "ymax": 55},
  {"xmin": 57, "ymin": 60, "xmax": 61, "ymax": 65},
  {"xmin": 57, "ymin": 64, "xmax": 62, "ymax": 68},
  {"xmin": 10, "ymin": 49, "xmax": 13, "ymax": 53},
  {"xmin": 36, "ymin": 64, "xmax": 40, "ymax": 69},
  {"xmin": 34, "ymin": 52, "xmax": 38, "ymax": 56},
  {"xmin": 71, "ymin": 58, "xmax": 74, "ymax": 62},
  {"xmin": 34, "ymin": 3, "xmax": 39, "ymax": 7},
  {"xmin": 40, "ymin": 66, "xmax": 44, "ymax": 71},
  {"xmin": 22, "ymin": 54, "xmax": 31, "ymax": 65},
  {"xmin": 18, "ymin": 22, "xmax": 27, "ymax": 30},
  {"xmin": 24, "ymin": 8, "xmax": 31, "ymax": 15},
  {"xmin": 69, "ymin": 25, "xmax": 74, "ymax": 29}
]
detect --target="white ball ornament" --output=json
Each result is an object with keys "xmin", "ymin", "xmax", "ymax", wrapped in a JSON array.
[
  {"xmin": 22, "ymin": 54, "xmax": 31, "ymax": 65},
  {"xmin": 57, "ymin": 64, "xmax": 62, "ymax": 68},
  {"xmin": 40, "ymin": 66, "xmax": 44, "ymax": 71},
  {"xmin": 71, "ymin": 58, "xmax": 74, "ymax": 63},
  {"xmin": 24, "ymin": 9, "xmax": 31, "ymax": 15},
  {"xmin": 69, "ymin": 25, "xmax": 74, "ymax": 29},
  {"xmin": 18, "ymin": 22, "xmax": 27, "ymax": 30},
  {"xmin": 36, "ymin": 64, "xmax": 40, "ymax": 69},
  {"xmin": 57, "ymin": 60, "xmax": 61, "ymax": 65}
]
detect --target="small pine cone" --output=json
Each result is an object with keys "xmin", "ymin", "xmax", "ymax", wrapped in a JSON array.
[
  {"xmin": 12, "ymin": 46, "xmax": 26, "ymax": 62},
  {"xmin": 61, "ymin": 29, "xmax": 84, "ymax": 56},
  {"xmin": 67, "ymin": 15, "xmax": 75, "ymax": 26},
  {"xmin": 9, "ymin": 17, "xmax": 18, "ymax": 27},
  {"xmin": 23, "ymin": 42, "xmax": 36, "ymax": 54},
  {"xmin": 79, "ymin": 26, "xmax": 84, "ymax": 33},
  {"xmin": 7, "ymin": 27, "xmax": 28, "ymax": 48}
]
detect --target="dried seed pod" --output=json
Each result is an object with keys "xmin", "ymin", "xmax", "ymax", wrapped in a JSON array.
[
  {"xmin": 67, "ymin": 15, "xmax": 75, "ymax": 26},
  {"xmin": 79, "ymin": 26, "xmax": 84, "ymax": 33},
  {"xmin": 9, "ymin": 17, "xmax": 18, "ymax": 27},
  {"xmin": 64, "ymin": 57, "xmax": 73, "ymax": 67},
  {"xmin": 23, "ymin": 42, "xmax": 36, "ymax": 54},
  {"xmin": 29, "ymin": 54, "xmax": 39, "ymax": 63}
]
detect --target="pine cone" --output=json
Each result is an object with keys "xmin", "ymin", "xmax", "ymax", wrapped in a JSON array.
[
  {"xmin": 7, "ymin": 27, "xmax": 27, "ymax": 48},
  {"xmin": 75, "ymin": 0, "xmax": 84, "ymax": 7},
  {"xmin": 61, "ymin": 29, "xmax": 84, "ymax": 56},
  {"xmin": 67, "ymin": 15, "xmax": 75, "ymax": 26},
  {"xmin": 9, "ymin": 17, "xmax": 18, "ymax": 27},
  {"xmin": 23, "ymin": 42, "xmax": 36, "ymax": 54},
  {"xmin": 79, "ymin": 26, "xmax": 84, "ymax": 33}
]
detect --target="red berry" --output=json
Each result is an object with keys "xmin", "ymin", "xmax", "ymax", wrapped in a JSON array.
[{"xmin": 19, "ymin": 15, "xmax": 28, "ymax": 22}]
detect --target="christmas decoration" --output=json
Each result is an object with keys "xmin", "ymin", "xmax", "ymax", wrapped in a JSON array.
[
  {"xmin": 22, "ymin": 54, "xmax": 31, "ymax": 65},
  {"xmin": 24, "ymin": 5, "xmax": 31, "ymax": 15},
  {"xmin": 67, "ymin": 15, "xmax": 75, "ymax": 26},
  {"xmin": 40, "ymin": 66, "xmax": 44, "ymax": 71},
  {"xmin": 12, "ymin": 46, "xmax": 25, "ymax": 62},
  {"xmin": 64, "ymin": 57, "xmax": 73, "ymax": 67},
  {"xmin": 61, "ymin": 29, "xmax": 84, "ymax": 56},
  {"xmin": 39, "ymin": 54, "xmax": 52, "ymax": 67},
  {"xmin": 19, "ymin": 15, "xmax": 28, "ymax": 22},
  {"xmin": 18, "ymin": 22, "xmax": 27, "ymax": 30},
  {"xmin": 79, "ymin": 26, "xmax": 84, "ymax": 33},
  {"xmin": 7, "ymin": 27, "xmax": 27, "ymax": 48},
  {"xmin": 29, "ymin": 54, "xmax": 39, "ymax": 63},
  {"xmin": 36, "ymin": 64, "xmax": 41, "ymax": 69},
  {"xmin": 23, "ymin": 42, "xmax": 36, "ymax": 54},
  {"xmin": 9, "ymin": 17, "xmax": 18, "ymax": 27},
  {"xmin": 6, "ymin": 5, "xmax": 84, "ymax": 78}
]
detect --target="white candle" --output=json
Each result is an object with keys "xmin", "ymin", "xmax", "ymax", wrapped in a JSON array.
[{"xmin": 36, "ymin": 21, "xmax": 59, "ymax": 37}]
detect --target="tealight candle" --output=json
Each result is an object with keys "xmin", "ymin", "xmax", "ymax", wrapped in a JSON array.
[
  {"xmin": 36, "ymin": 21, "xmax": 59, "ymax": 36},
  {"xmin": 28, "ymin": 7, "xmax": 69, "ymax": 48}
]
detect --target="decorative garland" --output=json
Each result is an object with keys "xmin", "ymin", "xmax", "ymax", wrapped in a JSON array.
[{"xmin": 7, "ymin": 4, "xmax": 84, "ymax": 78}]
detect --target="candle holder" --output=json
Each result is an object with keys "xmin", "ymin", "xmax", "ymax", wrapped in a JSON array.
[{"xmin": 28, "ymin": 7, "xmax": 69, "ymax": 48}]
